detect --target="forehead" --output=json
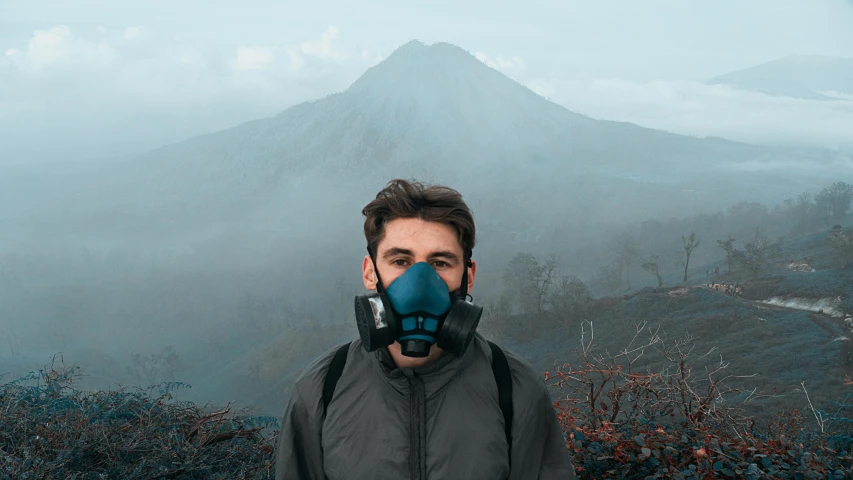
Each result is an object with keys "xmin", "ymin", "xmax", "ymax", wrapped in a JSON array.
[{"xmin": 378, "ymin": 218, "xmax": 462, "ymax": 254}]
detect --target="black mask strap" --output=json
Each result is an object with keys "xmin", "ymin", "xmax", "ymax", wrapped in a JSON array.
[
  {"xmin": 368, "ymin": 247, "xmax": 386, "ymax": 294},
  {"xmin": 458, "ymin": 258, "xmax": 472, "ymax": 300}
]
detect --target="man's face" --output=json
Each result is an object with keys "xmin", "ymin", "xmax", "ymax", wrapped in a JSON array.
[{"xmin": 362, "ymin": 217, "xmax": 476, "ymax": 295}]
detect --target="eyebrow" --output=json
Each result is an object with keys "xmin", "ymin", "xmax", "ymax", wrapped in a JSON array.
[{"xmin": 381, "ymin": 247, "xmax": 461, "ymax": 263}]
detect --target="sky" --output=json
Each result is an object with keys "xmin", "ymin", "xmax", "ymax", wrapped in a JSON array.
[{"xmin": 1, "ymin": 0, "xmax": 852, "ymax": 165}]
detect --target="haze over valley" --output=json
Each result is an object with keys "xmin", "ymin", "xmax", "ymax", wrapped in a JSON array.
[{"xmin": 2, "ymin": 4, "xmax": 853, "ymax": 471}]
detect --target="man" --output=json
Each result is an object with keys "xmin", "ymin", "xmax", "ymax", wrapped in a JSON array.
[{"xmin": 275, "ymin": 178, "xmax": 576, "ymax": 479}]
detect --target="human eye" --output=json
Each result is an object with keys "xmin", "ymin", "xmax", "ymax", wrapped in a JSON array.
[
  {"xmin": 431, "ymin": 260, "xmax": 449, "ymax": 268},
  {"xmin": 391, "ymin": 259, "xmax": 409, "ymax": 267}
]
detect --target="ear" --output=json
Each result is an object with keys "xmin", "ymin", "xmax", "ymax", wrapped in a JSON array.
[
  {"xmin": 467, "ymin": 259, "xmax": 477, "ymax": 293},
  {"xmin": 362, "ymin": 255, "xmax": 377, "ymax": 291}
]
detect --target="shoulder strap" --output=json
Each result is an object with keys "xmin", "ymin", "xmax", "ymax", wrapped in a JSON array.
[
  {"xmin": 487, "ymin": 340, "xmax": 514, "ymax": 470},
  {"xmin": 322, "ymin": 342, "xmax": 351, "ymax": 416}
]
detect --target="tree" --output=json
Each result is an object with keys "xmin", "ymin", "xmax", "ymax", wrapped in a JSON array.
[
  {"xmin": 783, "ymin": 192, "xmax": 817, "ymax": 236},
  {"xmin": 593, "ymin": 261, "xmax": 623, "ymax": 295},
  {"xmin": 610, "ymin": 232, "xmax": 640, "ymax": 290},
  {"xmin": 159, "ymin": 345, "xmax": 183, "ymax": 382},
  {"xmin": 482, "ymin": 294, "xmax": 513, "ymax": 343},
  {"xmin": 681, "ymin": 230, "xmax": 700, "ymax": 282},
  {"xmin": 732, "ymin": 227, "xmax": 784, "ymax": 279},
  {"xmin": 548, "ymin": 275, "xmax": 593, "ymax": 325},
  {"xmin": 503, "ymin": 253, "xmax": 558, "ymax": 321},
  {"xmin": 727, "ymin": 201, "xmax": 770, "ymax": 237},
  {"xmin": 128, "ymin": 352, "xmax": 161, "ymax": 386},
  {"xmin": 815, "ymin": 182, "xmax": 853, "ymax": 225},
  {"xmin": 830, "ymin": 226, "xmax": 853, "ymax": 267},
  {"xmin": 641, "ymin": 254, "xmax": 664, "ymax": 288},
  {"xmin": 485, "ymin": 294, "xmax": 512, "ymax": 320},
  {"xmin": 717, "ymin": 234, "xmax": 737, "ymax": 274}
]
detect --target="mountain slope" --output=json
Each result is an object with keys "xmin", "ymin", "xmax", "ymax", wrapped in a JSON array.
[
  {"xmin": 708, "ymin": 55, "xmax": 853, "ymax": 100},
  {"xmin": 125, "ymin": 40, "xmax": 749, "ymax": 193},
  {"xmin": 3, "ymin": 41, "xmax": 848, "ymax": 251}
]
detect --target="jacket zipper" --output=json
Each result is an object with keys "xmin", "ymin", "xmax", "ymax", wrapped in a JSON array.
[{"xmin": 407, "ymin": 373, "xmax": 426, "ymax": 480}]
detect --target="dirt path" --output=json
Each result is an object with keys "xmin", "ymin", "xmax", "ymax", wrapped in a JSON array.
[
  {"xmin": 695, "ymin": 285, "xmax": 853, "ymax": 368},
  {"xmin": 695, "ymin": 284, "xmax": 845, "ymax": 317}
]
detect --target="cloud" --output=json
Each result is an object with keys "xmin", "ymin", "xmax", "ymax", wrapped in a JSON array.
[
  {"xmin": 530, "ymin": 75, "xmax": 853, "ymax": 148},
  {"xmin": 287, "ymin": 48, "xmax": 305, "ymax": 72},
  {"xmin": 478, "ymin": 53, "xmax": 853, "ymax": 149},
  {"xmin": 299, "ymin": 26, "xmax": 346, "ymax": 60},
  {"xmin": 123, "ymin": 26, "xmax": 145, "ymax": 40},
  {"xmin": 3, "ymin": 23, "xmax": 851, "ymax": 165},
  {"xmin": 234, "ymin": 46, "xmax": 273, "ymax": 70},
  {"xmin": 16, "ymin": 25, "xmax": 120, "ymax": 68},
  {"xmin": 474, "ymin": 51, "xmax": 526, "ymax": 77},
  {"xmin": 0, "ymin": 24, "xmax": 380, "ymax": 163},
  {"xmin": 3, "ymin": 23, "xmax": 368, "ymax": 98}
]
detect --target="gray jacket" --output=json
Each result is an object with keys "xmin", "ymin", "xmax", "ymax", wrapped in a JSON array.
[{"xmin": 275, "ymin": 333, "xmax": 576, "ymax": 479}]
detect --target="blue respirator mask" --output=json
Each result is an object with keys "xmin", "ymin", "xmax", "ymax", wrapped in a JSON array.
[{"xmin": 354, "ymin": 252, "xmax": 483, "ymax": 358}]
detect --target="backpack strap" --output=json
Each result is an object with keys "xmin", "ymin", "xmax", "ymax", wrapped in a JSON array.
[
  {"xmin": 322, "ymin": 342, "xmax": 351, "ymax": 417},
  {"xmin": 487, "ymin": 340, "xmax": 514, "ymax": 471}
]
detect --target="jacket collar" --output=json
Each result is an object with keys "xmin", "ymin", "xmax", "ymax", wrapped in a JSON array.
[{"xmin": 366, "ymin": 337, "xmax": 481, "ymax": 398}]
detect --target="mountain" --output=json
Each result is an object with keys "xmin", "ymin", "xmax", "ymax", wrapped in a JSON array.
[
  {"xmin": 3, "ymin": 41, "xmax": 848, "ymax": 254},
  {"xmin": 708, "ymin": 55, "xmax": 853, "ymax": 100},
  {"xmin": 4, "ymin": 42, "xmax": 852, "ymax": 419}
]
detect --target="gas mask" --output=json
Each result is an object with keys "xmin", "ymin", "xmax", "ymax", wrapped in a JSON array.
[{"xmin": 354, "ymin": 254, "xmax": 483, "ymax": 358}]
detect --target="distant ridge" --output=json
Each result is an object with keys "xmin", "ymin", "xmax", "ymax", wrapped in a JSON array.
[{"xmin": 708, "ymin": 54, "xmax": 853, "ymax": 100}]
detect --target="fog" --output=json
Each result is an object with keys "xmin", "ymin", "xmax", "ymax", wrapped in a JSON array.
[{"xmin": 2, "ymin": 1, "xmax": 853, "ymax": 419}]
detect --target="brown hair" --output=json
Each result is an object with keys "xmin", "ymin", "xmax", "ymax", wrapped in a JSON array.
[{"xmin": 362, "ymin": 178, "xmax": 476, "ymax": 261}]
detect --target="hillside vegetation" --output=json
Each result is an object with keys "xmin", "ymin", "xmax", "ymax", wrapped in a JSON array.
[{"xmin": 4, "ymin": 215, "xmax": 853, "ymax": 478}]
